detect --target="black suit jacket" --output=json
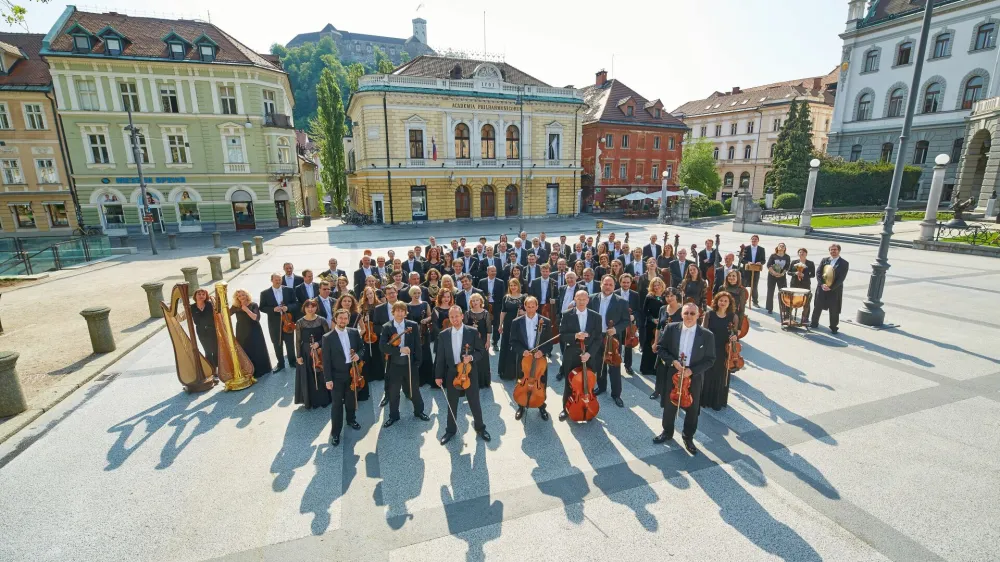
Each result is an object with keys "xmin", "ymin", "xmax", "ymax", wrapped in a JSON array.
[
  {"xmin": 456, "ymin": 288, "xmax": 484, "ymax": 312},
  {"xmin": 314, "ymin": 296, "xmax": 337, "ymax": 320},
  {"xmin": 642, "ymin": 243, "xmax": 662, "ymax": 260},
  {"xmin": 656, "ymin": 322, "xmax": 716, "ymax": 382},
  {"xmin": 625, "ymin": 261, "xmax": 650, "ymax": 279},
  {"xmin": 294, "ymin": 282, "xmax": 320, "ymax": 310},
  {"xmin": 433, "ymin": 324, "xmax": 486, "ymax": 384},
  {"xmin": 372, "ymin": 302, "xmax": 393, "ymax": 338},
  {"xmin": 698, "ymin": 249, "xmax": 720, "ymax": 279},
  {"xmin": 580, "ymin": 279, "xmax": 598, "ymax": 296},
  {"xmin": 353, "ymin": 267, "xmax": 381, "ymax": 296},
  {"xmin": 528, "ymin": 277, "xmax": 557, "ymax": 304},
  {"xmin": 282, "ymin": 274, "xmax": 304, "ymax": 289},
  {"xmin": 740, "ymin": 245, "xmax": 767, "ymax": 267},
  {"xmin": 259, "ymin": 286, "xmax": 298, "ymax": 321},
  {"xmin": 787, "ymin": 259, "xmax": 816, "ymax": 288},
  {"xmin": 815, "ymin": 257, "xmax": 849, "ymax": 313},
  {"xmin": 318, "ymin": 269, "xmax": 346, "ymax": 282},
  {"xmin": 322, "ymin": 327, "xmax": 367, "ymax": 382},
  {"xmin": 511, "ymin": 314, "xmax": 555, "ymax": 378},
  {"xmin": 380, "ymin": 319, "xmax": 422, "ymax": 369},
  {"xmin": 615, "ymin": 288, "xmax": 641, "ymax": 328},
  {"xmin": 559, "ymin": 307, "xmax": 603, "ymax": 371},
  {"xmin": 587, "ymin": 292, "xmax": 630, "ymax": 343},
  {"xmin": 402, "ymin": 259, "xmax": 423, "ymax": 278},
  {"xmin": 477, "ymin": 277, "xmax": 506, "ymax": 310},
  {"xmin": 521, "ymin": 264, "xmax": 542, "ymax": 285}
]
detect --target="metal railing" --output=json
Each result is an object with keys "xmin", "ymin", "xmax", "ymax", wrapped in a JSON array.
[
  {"xmin": 0, "ymin": 235, "xmax": 111, "ymax": 275},
  {"xmin": 761, "ymin": 209, "xmax": 802, "ymax": 224},
  {"xmin": 933, "ymin": 223, "xmax": 1000, "ymax": 246},
  {"xmin": 263, "ymin": 114, "xmax": 294, "ymax": 128}
]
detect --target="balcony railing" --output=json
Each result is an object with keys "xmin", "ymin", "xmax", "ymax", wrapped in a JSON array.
[
  {"xmin": 267, "ymin": 162, "xmax": 297, "ymax": 175},
  {"xmin": 263, "ymin": 113, "xmax": 294, "ymax": 128},
  {"xmin": 972, "ymin": 96, "xmax": 1000, "ymax": 116},
  {"xmin": 455, "ymin": 159, "xmax": 472, "ymax": 167},
  {"xmin": 357, "ymin": 74, "xmax": 585, "ymax": 102},
  {"xmin": 224, "ymin": 162, "xmax": 250, "ymax": 174}
]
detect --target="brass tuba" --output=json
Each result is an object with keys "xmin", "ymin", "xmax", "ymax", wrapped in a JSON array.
[
  {"xmin": 822, "ymin": 264, "xmax": 835, "ymax": 287},
  {"xmin": 214, "ymin": 282, "xmax": 256, "ymax": 391},
  {"xmin": 160, "ymin": 283, "xmax": 216, "ymax": 393}
]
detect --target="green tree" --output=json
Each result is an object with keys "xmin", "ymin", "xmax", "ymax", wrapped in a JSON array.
[
  {"xmin": 374, "ymin": 47, "xmax": 396, "ymax": 74},
  {"xmin": 346, "ymin": 62, "xmax": 366, "ymax": 95},
  {"xmin": 677, "ymin": 137, "xmax": 722, "ymax": 198},
  {"xmin": 270, "ymin": 37, "xmax": 349, "ymax": 126},
  {"xmin": 313, "ymin": 68, "xmax": 348, "ymax": 215},
  {"xmin": 3, "ymin": 0, "xmax": 49, "ymax": 29},
  {"xmin": 769, "ymin": 100, "xmax": 815, "ymax": 195}
]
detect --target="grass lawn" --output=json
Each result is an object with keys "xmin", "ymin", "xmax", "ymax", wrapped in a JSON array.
[{"xmin": 776, "ymin": 211, "xmax": 953, "ymax": 228}]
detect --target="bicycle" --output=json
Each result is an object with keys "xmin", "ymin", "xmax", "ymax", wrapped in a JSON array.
[
  {"xmin": 72, "ymin": 225, "xmax": 103, "ymax": 237},
  {"xmin": 344, "ymin": 211, "xmax": 373, "ymax": 226}
]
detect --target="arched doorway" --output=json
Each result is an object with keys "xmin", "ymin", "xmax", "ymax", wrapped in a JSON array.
[
  {"xmin": 960, "ymin": 129, "xmax": 991, "ymax": 203},
  {"xmin": 455, "ymin": 185, "xmax": 471, "ymax": 218},
  {"xmin": 480, "ymin": 185, "xmax": 495, "ymax": 218},
  {"xmin": 138, "ymin": 192, "xmax": 166, "ymax": 235},
  {"xmin": 231, "ymin": 189, "xmax": 255, "ymax": 230},
  {"xmin": 504, "ymin": 184, "xmax": 518, "ymax": 217},
  {"xmin": 274, "ymin": 188, "xmax": 290, "ymax": 227},
  {"xmin": 739, "ymin": 172, "xmax": 751, "ymax": 189}
]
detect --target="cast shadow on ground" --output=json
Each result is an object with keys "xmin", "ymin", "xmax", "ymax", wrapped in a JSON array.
[
  {"xmin": 742, "ymin": 346, "xmax": 835, "ymax": 391},
  {"xmin": 441, "ymin": 439, "xmax": 504, "ymax": 562},
  {"xmin": 807, "ymin": 330, "xmax": 934, "ymax": 368},
  {"xmin": 889, "ymin": 327, "xmax": 1000, "ymax": 366}
]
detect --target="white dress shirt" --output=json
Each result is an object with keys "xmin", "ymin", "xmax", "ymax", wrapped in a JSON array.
[
  {"xmin": 284, "ymin": 274, "xmax": 296, "ymax": 287},
  {"xmin": 272, "ymin": 287, "xmax": 284, "ymax": 306},
  {"xmin": 539, "ymin": 278, "xmax": 549, "ymax": 302},
  {"xmin": 679, "ymin": 324, "xmax": 696, "ymax": 366},
  {"xmin": 304, "ymin": 284, "xmax": 315, "ymax": 299},
  {"xmin": 598, "ymin": 293, "xmax": 612, "ymax": 332},
  {"xmin": 486, "ymin": 278, "xmax": 496, "ymax": 302},
  {"xmin": 451, "ymin": 326, "xmax": 463, "ymax": 363},
  {"xmin": 320, "ymin": 297, "xmax": 333, "ymax": 318},
  {"xmin": 393, "ymin": 320, "xmax": 408, "ymax": 355},
  {"xmin": 830, "ymin": 257, "xmax": 840, "ymax": 268},
  {"xmin": 576, "ymin": 308, "xmax": 589, "ymax": 331},
  {"xmin": 561, "ymin": 286, "xmax": 576, "ymax": 312},
  {"xmin": 524, "ymin": 314, "xmax": 538, "ymax": 348},
  {"xmin": 335, "ymin": 328, "xmax": 352, "ymax": 364},
  {"xmin": 750, "ymin": 245, "xmax": 760, "ymax": 262}
]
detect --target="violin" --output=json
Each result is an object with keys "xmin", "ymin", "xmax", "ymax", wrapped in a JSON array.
[
  {"xmin": 281, "ymin": 310, "xmax": 296, "ymax": 334},
  {"xmin": 361, "ymin": 312, "xmax": 379, "ymax": 344},
  {"xmin": 602, "ymin": 319, "xmax": 622, "ymax": 367},
  {"xmin": 384, "ymin": 326, "xmax": 413, "ymax": 362},
  {"xmin": 623, "ymin": 308, "xmax": 639, "ymax": 348},
  {"xmin": 514, "ymin": 321, "xmax": 558, "ymax": 410},
  {"xmin": 566, "ymin": 339, "xmax": 600, "ymax": 422},
  {"xmin": 349, "ymin": 348, "xmax": 366, "ymax": 392},
  {"xmin": 726, "ymin": 321, "xmax": 744, "ymax": 374},
  {"xmin": 540, "ymin": 299, "xmax": 558, "ymax": 337},
  {"xmin": 453, "ymin": 343, "xmax": 472, "ymax": 390},
  {"xmin": 670, "ymin": 352, "xmax": 693, "ymax": 408}
]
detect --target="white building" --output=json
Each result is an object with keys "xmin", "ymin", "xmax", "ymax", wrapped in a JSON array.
[{"xmin": 828, "ymin": 0, "xmax": 1000, "ymax": 200}]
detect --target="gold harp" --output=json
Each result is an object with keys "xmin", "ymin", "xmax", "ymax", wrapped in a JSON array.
[
  {"xmin": 822, "ymin": 264, "xmax": 835, "ymax": 287},
  {"xmin": 160, "ymin": 283, "xmax": 216, "ymax": 393},
  {"xmin": 214, "ymin": 281, "xmax": 256, "ymax": 391}
]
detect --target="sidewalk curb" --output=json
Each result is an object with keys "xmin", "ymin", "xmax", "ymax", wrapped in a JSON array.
[{"xmin": 0, "ymin": 254, "xmax": 265, "ymax": 446}]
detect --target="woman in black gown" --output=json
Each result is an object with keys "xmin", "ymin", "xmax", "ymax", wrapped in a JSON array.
[
  {"xmin": 230, "ymin": 289, "xmax": 271, "ymax": 377},
  {"xmin": 701, "ymin": 291, "xmax": 736, "ymax": 410},
  {"xmin": 651, "ymin": 287, "xmax": 683, "ymax": 400},
  {"xmin": 294, "ymin": 298, "xmax": 332, "ymax": 408},
  {"xmin": 678, "ymin": 263, "xmax": 707, "ymax": 312},
  {"xmin": 336, "ymin": 294, "xmax": 369, "ymax": 401},
  {"xmin": 639, "ymin": 277, "xmax": 666, "ymax": 375},
  {"xmin": 190, "ymin": 289, "xmax": 218, "ymax": 371},
  {"xmin": 406, "ymin": 285, "xmax": 435, "ymax": 388},
  {"xmin": 358, "ymin": 286, "xmax": 384, "ymax": 382},
  {"xmin": 464, "ymin": 293, "xmax": 492, "ymax": 388},
  {"xmin": 497, "ymin": 278, "xmax": 526, "ymax": 381},
  {"xmin": 429, "ymin": 289, "xmax": 456, "ymax": 389}
]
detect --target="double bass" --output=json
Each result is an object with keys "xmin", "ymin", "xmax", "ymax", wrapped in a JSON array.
[{"xmin": 566, "ymin": 339, "xmax": 600, "ymax": 422}]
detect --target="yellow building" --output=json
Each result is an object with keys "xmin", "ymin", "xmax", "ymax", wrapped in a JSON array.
[
  {"xmin": 346, "ymin": 55, "xmax": 585, "ymax": 223},
  {"xmin": 0, "ymin": 33, "xmax": 75, "ymax": 236}
]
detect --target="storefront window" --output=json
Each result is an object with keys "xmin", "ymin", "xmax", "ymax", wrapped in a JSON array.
[
  {"xmin": 103, "ymin": 203, "xmax": 125, "ymax": 227},
  {"xmin": 46, "ymin": 203, "xmax": 69, "ymax": 227},
  {"xmin": 11, "ymin": 203, "xmax": 35, "ymax": 228},
  {"xmin": 179, "ymin": 202, "xmax": 200, "ymax": 225}
]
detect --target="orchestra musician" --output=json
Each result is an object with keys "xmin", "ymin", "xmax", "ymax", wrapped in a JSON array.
[
  {"xmin": 558, "ymin": 290, "xmax": 603, "ymax": 421},
  {"xmin": 789, "ymin": 247, "xmax": 816, "ymax": 291},
  {"xmin": 464, "ymin": 293, "xmax": 493, "ymax": 388},
  {"xmin": 740, "ymin": 235, "xmax": 766, "ymax": 307},
  {"xmin": 293, "ymin": 270, "xmax": 319, "ymax": 318},
  {"xmin": 678, "ymin": 262, "xmax": 708, "ymax": 311},
  {"xmin": 282, "ymin": 262, "xmax": 304, "ymax": 289},
  {"xmin": 260, "ymin": 273, "xmax": 298, "ymax": 372},
  {"xmin": 697, "ymin": 238, "xmax": 719, "ymax": 281},
  {"xmin": 315, "ymin": 281, "xmax": 336, "ymax": 321},
  {"xmin": 322, "ymin": 307, "xmax": 366, "ymax": 447},
  {"xmin": 651, "ymin": 287, "xmax": 683, "ymax": 401},
  {"xmin": 497, "ymin": 278, "xmax": 527, "ymax": 381},
  {"xmin": 295, "ymin": 298, "xmax": 331, "ymax": 409},
  {"xmin": 379, "ymin": 301, "xmax": 430, "ymax": 427},
  {"xmin": 765, "ymin": 243, "xmax": 791, "ymax": 315},
  {"xmin": 811, "ymin": 244, "xmax": 849, "ymax": 334},
  {"xmin": 373, "ymin": 285, "xmax": 398, "ymax": 408},
  {"xmin": 435, "ymin": 305, "xmax": 491, "ymax": 444},
  {"xmin": 528, "ymin": 263, "xmax": 557, "ymax": 324},
  {"xmin": 319, "ymin": 258, "xmax": 345, "ymax": 283},
  {"xmin": 701, "ymin": 292, "xmax": 737, "ymax": 411},
  {"xmin": 455, "ymin": 274, "xmax": 483, "ymax": 312},
  {"xmin": 511, "ymin": 296, "xmax": 555, "ymax": 421},
  {"xmin": 589, "ymin": 275, "xmax": 629, "ymax": 407},
  {"xmin": 353, "ymin": 254, "xmax": 380, "ymax": 297},
  {"xmin": 639, "ymin": 277, "xmax": 666, "ymax": 376},
  {"xmin": 477, "ymin": 265, "xmax": 506, "ymax": 350},
  {"xmin": 642, "ymin": 234, "xmax": 662, "ymax": 261},
  {"xmin": 616, "ymin": 274, "xmax": 641, "ymax": 376},
  {"xmin": 402, "ymin": 249, "xmax": 423, "ymax": 279}
]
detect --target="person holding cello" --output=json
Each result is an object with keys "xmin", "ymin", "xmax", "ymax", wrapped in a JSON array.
[
  {"xmin": 434, "ymin": 305, "xmax": 490, "ymax": 445},
  {"xmin": 589, "ymin": 275, "xmax": 630, "ymax": 408},
  {"xmin": 511, "ymin": 296, "xmax": 555, "ymax": 421},
  {"xmin": 653, "ymin": 302, "xmax": 716, "ymax": 455},
  {"xmin": 558, "ymin": 290, "xmax": 603, "ymax": 422}
]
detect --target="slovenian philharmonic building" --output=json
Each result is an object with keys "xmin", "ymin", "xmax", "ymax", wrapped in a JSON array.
[{"xmin": 345, "ymin": 55, "xmax": 586, "ymax": 223}]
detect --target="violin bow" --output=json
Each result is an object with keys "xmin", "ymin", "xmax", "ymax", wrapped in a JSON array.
[{"xmin": 674, "ymin": 352, "xmax": 688, "ymax": 429}]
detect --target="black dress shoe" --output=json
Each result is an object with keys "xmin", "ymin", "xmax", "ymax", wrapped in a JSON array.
[
  {"xmin": 682, "ymin": 437, "xmax": 698, "ymax": 455},
  {"xmin": 593, "ymin": 388, "xmax": 605, "ymax": 397},
  {"xmin": 558, "ymin": 410, "xmax": 568, "ymax": 422},
  {"xmin": 477, "ymin": 429, "xmax": 491, "ymax": 442},
  {"xmin": 514, "ymin": 407, "xmax": 525, "ymax": 421},
  {"xmin": 274, "ymin": 364, "xmax": 285, "ymax": 372},
  {"xmin": 830, "ymin": 327, "xmax": 839, "ymax": 334},
  {"xmin": 440, "ymin": 432, "xmax": 455, "ymax": 445},
  {"xmin": 330, "ymin": 434, "xmax": 340, "ymax": 447},
  {"xmin": 613, "ymin": 397, "xmax": 624, "ymax": 408},
  {"xmin": 379, "ymin": 396, "xmax": 388, "ymax": 408},
  {"xmin": 382, "ymin": 418, "xmax": 397, "ymax": 428},
  {"xmin": 809, "ymin": 323, "xmax": 819, "ymax": 329},
  {"xmin": 649, "ymin": 392, "xmax": 660, "ymax": 400},
  {"xmin": 349, "ymin": 420, "xmax": 361, "ymax": 430},
  {"xmin": 491, "ymin": 344, "xmax": 498, "ymax": 352},
  {"xmin": 653, "ymin": 432, "xmax": 673, "ymax": 444},
  {"xmin": 625, "ymin": 368, "xmax": 635, "ymax": 376},
  {"xmin": 415, "ymin": 412, "xmax": 430, "ymax": 421},
  {"xmin": 539, "ymin": 408, "xmax": 550, "ymax": 421}
]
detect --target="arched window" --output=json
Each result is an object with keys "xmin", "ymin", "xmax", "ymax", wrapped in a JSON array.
[
  {"xmin": 975, "ymin": 23, "xmax": 996, "ymax": 51},
  {"xmin": 887, "ymin": 88, "xmax": 905, "ymax": 117},
  {"xmin": 712, "ymin": 147, "xmax": 719, "ymax": 160},
  {"xmin": 504, "ymin": 184, "xmax": 518, "ymax": 217},
  {"xmin": 455, "ymin": 185, "xmax": 471, "ymax": 218},
  {"xmin": 739, "ymin": 172, "xmax": 750, "ymax": 189},
  {"xmin": 850, "ymin": 144, "xmax": 863, "ymax": 162},
  {"xmin": 724, "ymin": 172, "xmax": 734, "ymax": 187},
  {"xmin": 857, "ymin": 93, "xmax": 873, "ymax": 121},
  {"xmin": 455, "ymin": 123, "xmax": 470, "ymax": 159},
  {"xmin": 880, "ymin": 142, "xmax": 894, "ymax": 163},
  {"xmin": 480, "ymin": 185, "xmax": 496, "ymax": 217},
  {"xmin": 863, "ymin": 49, "xmax": 879, "ymax": 73},
  {"xmin": 481, "ymin": 124, "xmax": 496, "ymax": 159},
  {"xmin": 505, "ymin": 125, "xmax": 520, "ymax": 159},
  {"xmin": 923, "ymin": 82, "xmax": 942, "ymax": 113},
  {"xmin": 913, "ymin": 140, "xmax": 929, "ymax": 164},
  {"xmin": 727, "ymin": 146, "xmax": 735, "ymax": 160},
  {"xmin": 770, "ymin": 143, "xmax": 776, "ymax": 157},
  {"xmin": 743, "ymin": 145, "xmax": 752, "ymax": 159},
  {"xmin": 932, "ymin": 33, "xmax": 951, "ymax": 58},
  {"xmin": 962, "ymin": 76, "xmax": 985, "ymax": 110}
]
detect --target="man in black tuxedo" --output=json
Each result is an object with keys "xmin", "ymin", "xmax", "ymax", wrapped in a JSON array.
[
  {"xmin": 455, "ymin": 274, "xmax": 483, "ymax": 312},
  {"xmin": 740, "ymin": 235, "xmax": 766, "ymax": 307},
  {"xmin": 399, "ymin": 272, "xmax": 428, "ymax": 304},
  {"xmin": 511, "ymin": 296, "xmax": 555, "ymax": 421},
  {"xmin": 373, "ymin": 285, "xmax": 398, "ymax": 407},
  {"xmin": 322, "ymin": 308, "xmax": 367, "ymax": 446},
  {"xmin": 579, "ymin": 267, "xmax": 598, "ymax": 295},
  {"xmin": 476, "ymin": 246, "xmax": 500, "ymax": 286},
  {"xmin": 282, "ymin": 262, "xmax": 304, "ymax": 289},
  {"xmin": 314, "ymin": 281, "xmax": 336, "ymax": 321},
  {"xmin": 425, "ymin": 236, "xmax": 443, "ymax": 258},
  {"xmin": 698, "ymin": 238, "xmax": 719, "ymax": 280},
  {"xmin": 642, "ymin": 234, "xmax": 662, "ymax": 261},
  {"xmin": 435, "ymin": 305, "xmax": 491, "ymax": 444},
  {"xmin": 522, "ymin": 253, "xmax": 541, "ymax": 285},
  {"xmin": 528, "ymin": 263, "xmax": 557, "ymax": 317},
  {"xmin": 293, "ymin": 270, "xmax": 319, "ymax": 318},
  {"xmin": 558, "ymin": 235, "xmax": 569, "ymax": 257},
  {"xmin": 616, "ymin": 274, "xmax": 641, "ymax": 375},
  {"xmin": 380, "ymin": 301, "xmax": 430, "ymax": 427},
  {"xmin": 538, "ymin": 232, "xmax": 552, "ymax": 254},
  {"xmin": 718, "ymin": 253, "xmax": 738, "ymax": 292},
  {"xmin": 318, "ymin": 258, "xmax": 345, "ymax": 283},
  {"xmin": 654, "ymin": 303, "xmax": 717, "ymax": 454},
  {"xmin": 353, "ymin": 254, "xmax": 380, "ymax": 297},
  {"xmin": 558, "ymin": 290, "xmax": 603, "ymax": 421},
  {"xmin": 478, "ymin": 265, "xmax": 506, "ymax": 348},
  {"xmin": 671, "ymin": 248, "xmax": 695, "ymax": 288},
  {"xmin": 625, "ymin": 250, "xmax": 648, "ymax": 278},
  {"xmin": 511, "ymin": 238, "xmax": 528, "ymax": 266},
  {"xmin": 260, "ymin": 273, "xmax": 298, "ymax": 371},
  {"xmin": 811, "ymin": 244, "xmax": 849, "ymax": 334},
  {"xmin": 402, "ymin": 249, "xmax": 423, "ymax": 279},
  {"xmin": 530, "ymin": 237, "xmax": 549, "ymax": 264},
  {"xmin": 589, "ymin": 275, "xmax": 630, "ymax": 407}
]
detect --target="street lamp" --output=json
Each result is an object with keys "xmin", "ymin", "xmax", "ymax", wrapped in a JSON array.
[{"xmin": 659, "ymin": 169, "xmax": 670, "ymax": 223}]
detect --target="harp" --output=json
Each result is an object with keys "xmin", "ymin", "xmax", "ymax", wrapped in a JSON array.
[
  {"xmin": 160, "ymin": 283, "xmax": 217, "ymax": 393},
  {"xmin": 214, "ymin": 281, "xmax": 256, "ymax": 391}
]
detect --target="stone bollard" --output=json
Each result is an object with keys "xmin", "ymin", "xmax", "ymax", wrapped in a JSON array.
[
  {"xmin": 80, "ymin": 306, "xmax": 115, "ymax": 353},
  {"xmin": 167, "ymin": 233, "xmax": 178, "ymax": 250},
  {"xmin": 0, "ymin": 351, "xmax": 28, "ymax": 417},
  {"xmin": 228, "ymin": 247, "xmax": 241, "ymax": 269},
  {"xmin": 800, "ymin": 159, "xmax": 821, "ymax": 229},
  {"xmin": 181, "ymin": 266, "xmax": 200, "ymax": 291},
  {"xmin": 212, "ymin": 231, "xmax": 222, "ymax": 248},
  {"xmin": 253, "ymin": 236, "xmax": 264, "ymax": 255},
  {"xmin": 242, "ymin": 241, "xmax": 253, "ymax": 261},
  {"xmin": 141, "ymin": 281, "xmax": 165, "ymax": 318},
  {"xmin": 207, "ymin": 255, "xmax": 224, "ymax": 280},
  {"xmin": 919, "ymin": 154, "xmax": 951, "ymax": 241}
]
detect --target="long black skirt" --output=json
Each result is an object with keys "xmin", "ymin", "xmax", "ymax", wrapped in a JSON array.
[
  {"xmin": 639, "ymin": 321, "xmax": 657, "ymax": 374},
  {"xmin": 294, "ymin": 356, "xmax": 332, "ymax": 409},
  {"xmin": 700, "ymin": 343, "xmax": 730, "ymax": 410},
  {"xmin": 238, "ymin": 325, "xmax": 271, "ymax": 377}
]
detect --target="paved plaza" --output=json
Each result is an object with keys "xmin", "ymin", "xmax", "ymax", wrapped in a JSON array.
[{"xmin": 1, "ymin": 217, "xmax": 999, "ymax": 562}]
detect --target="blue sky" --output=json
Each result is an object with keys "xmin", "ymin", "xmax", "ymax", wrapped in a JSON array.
[{"xmin": 5, "ymin": 0, "xmax": 847, "ymax": 110}]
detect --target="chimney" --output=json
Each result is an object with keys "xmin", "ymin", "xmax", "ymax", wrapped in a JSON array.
[
  {"xmin": 731, "ymin": 86, "xmax": 741, "ymax": 95},
  {"xmin": 596, "ymin": 69, "xmax": 608, "ymax": 87}
]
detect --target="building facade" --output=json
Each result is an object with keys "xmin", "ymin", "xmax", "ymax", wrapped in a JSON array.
[
  {"xmin": 345, "ymin": 55, "xmax": 585, "ymax": 223},
  {"xmin": 829, "ymin": 0, "xmax": 999, "ymax": 200},
  {"xmin": 0, "ymin": 33, "xmax": 75, "ymax": 237},
  {"xmin": 673, "ymin": 71, "xmax": 837, "ymax": 201},
  {"xmin": 285, "ymin": 19, "xmax": 435, "ymax": 65},
  {"xmin": 580, "ymin": 70, "xmax": 687, "ymax": 210},
  {"xmin": 41, "ymin": 7, "xmax": 299, "ymax": 236}
]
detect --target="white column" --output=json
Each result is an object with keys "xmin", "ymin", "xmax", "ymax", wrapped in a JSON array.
[
  {"xmin": 53, "ymin": 74, "xmax": 66, "ymax": 109},
  {"xmin": 234, "ymin": 82, "xmax": 244, "ymax": 115},
  {"xmin": 210, "ymin": 80, "xmax": 220, "ymax": 114},
  {"xmin": 175, "ymin": 79, "xmax": 186, "ymax": 113},
  {"xmin": 66, "ymin": 75, "xmax": 78, "ymax": 111},
  {"xmin": 472, "ymin": 115, "xmax": 480, "ymax": 159},
  {"xmin": 94, "ymin": 76, "xmax": 108, "ymax": 111},
  {"xmin": 136, "ymin": 78, "xmax": 149, "ymax": 113},
  {"xmin": 188, "ymin": 80, "xmax": 199, "ymax": 114},
  {"xmin": 150, "ymin": 79, "xmax": 162, "ymax": 113},
  {"xmin": 800, "ymin": 158, "xmax": 821, "ymax": 228},
  {"xmin": 919, "ymin": 155, "xmax": 951, "ymax": 240},
  {"xmin": 110, "ymin": 77, "xmax": 122, "ymax": 112}
]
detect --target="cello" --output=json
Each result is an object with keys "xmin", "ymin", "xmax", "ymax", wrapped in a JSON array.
[
  {"xmin": 566, "ymin": 339, "xmax": 600, "ymax": 422},
  {"xmin": 513, "ymin": 320, "xmax": 559, "ymax": 410}
]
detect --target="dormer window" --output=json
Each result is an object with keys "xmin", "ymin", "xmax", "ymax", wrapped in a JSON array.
[
  {"xmin": 73, "ymin": 35, "xmax": 91, "ymax": 52},
  {"xmin": 655, "ymin": 108, "xmax": 661, "ymax": 118},
  {"xmin": 626, "ymin": 106, "xmax": 633, "ymax": 116},
  {"xmin": 104, "ymin": 37, "xmax": 122, "ymax": 56},
  {"xmin": 169, "ymin": 42, "xmax": 185, "ymax": 60},
  {"xmin": 199, "ymin": 44, "xmax": 215, "ymax": 62}
]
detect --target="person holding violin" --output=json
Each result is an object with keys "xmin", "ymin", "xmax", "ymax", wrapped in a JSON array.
[
  {"xmin": 589, "ymin": 275, "xmax": 630, "ymax": 408},
  {"xmin": 616, "ymin": 273, "xmax": 641, "ymax": 376},
  {"xmin": 558, "ymin": 290, "xmax": 603, "ymax": 422},
  {"xmin": 373, "ymin": 285, "xmax": 399, "ymax": 408},
  {"xmin": 511, "ymin": 296, "xmax": 555, "ymax": 421},
  {"xmin": 651, "ymin": 287, "xmax": 683, "ymax": 401},
  {"xmin": 380, "ymin": 301, "xmax": 430, "ymax": 427},
  {"xmin": 434, "ymin": 305, "xmax": 490, "ymax": 445},
  {"xmin": 654, "ymin": 303, "xmax": 717, "ymax": 455},
  {"xmin": 701, "ymin": 292, "xmax": 737, "ymax": 411},
  {"xmin": 294, "ymin": 298, "xmax": 331, "ymax": 410},
  {"xmin": 464, "ymin": 293, "xmax": 493, "ymax": 388},
  {"xmin": 260, "ymin": 273, "xmax": 298, "ymax": 372},
  {"xmin": 322, "ymin": 308, "xmax": 368, "ymax": 447},
  {"xmin": 359, "ymin": 286, "xmax": 384, "ymax": 384},
  {"xmin": 639, "ymin": 277, "xmax": 666, "ymax": 376}
]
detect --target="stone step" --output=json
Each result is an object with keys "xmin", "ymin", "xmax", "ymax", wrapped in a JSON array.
[{"xmin": 805, "ymin": 230, "xmax": 913, "ymax": 249}]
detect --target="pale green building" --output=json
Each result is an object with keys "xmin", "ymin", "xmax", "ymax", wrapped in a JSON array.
[{"xmin": 41, "ymin": 6, "xmax": 300, "ymax": 236}]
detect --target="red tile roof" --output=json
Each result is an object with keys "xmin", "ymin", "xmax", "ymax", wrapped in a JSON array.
[
  {"xmin": 581, "ymin": 78, "xmax": 687, "ymax": 129},
  {"xmin": 0, "ymin": 33, "xmax": 51, "ymax": 88},
  {"xmin": 671, "ymin": 68, "xmax": 838, "ymax": 118},
  {"xmin": 393, "ymin": 55, "xmax": 549, "ymax": 87}
]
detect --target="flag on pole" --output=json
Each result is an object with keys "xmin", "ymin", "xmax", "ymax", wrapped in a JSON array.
[{"xmin": 432, "ymin": 137, "xmax": 437, "ymax": 160}]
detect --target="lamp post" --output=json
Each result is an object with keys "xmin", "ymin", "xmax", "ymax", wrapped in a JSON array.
[
  {"xmin": 857, "ymin": 0, "xmax": 935, "ymax": 327},
  {"xmin": 659, "ymin": 169, "xmax": 670, "ymax": 223},
  {"xmin": 125, "ymin": 106, "xmax": 157, "ymax": 255}
]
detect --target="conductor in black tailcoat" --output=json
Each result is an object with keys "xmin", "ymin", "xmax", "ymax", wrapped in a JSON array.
[
  {"xmin": 810, "ymin": 244, "xmax": 849, "ymax": 334},
  {"xmin": 434, "ymin": 305, "xmax": 491, "ymax": 444}
]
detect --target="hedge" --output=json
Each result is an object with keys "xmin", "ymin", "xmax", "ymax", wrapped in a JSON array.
[
  {"xmin": 774, "ymin": 193, "xmax": 802, "ymax": 209},
  {"xmin": 816, "ymin": 159, "xmax": 922, "ymax": 207},
  {"xmin": 691, "ymin": 197, "xmax": 726, "ymax": 218}
]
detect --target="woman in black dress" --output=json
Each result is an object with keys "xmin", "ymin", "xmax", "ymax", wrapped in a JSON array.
[
  {"xmin": 636, "ymin": 257, "xmax": 660, "ymax": 309},
  {"xmin": 497, "ymin": 278, "xmax": 526, "ymax": 380},
  {"xmin": 424, "ymin": 268, "xmax": 443, "ymax": 304},
  {"xmin": 595, "ymin": 254, "xmax": 610, "ymax": 281},
  {"xmin": 651, "ymin": 287, "xmax": 683, "ymax": 400},
  {"xmin": 425, "ymin": 247, "xmax": 444, "ymax": 276},
  {"xmin": 678, "ymin": 263, "xmax": 707, "ymax": 313},
  {"xmin": 294, "ymin": 298, "xmax": 332, "ymax": 409},
  {"xmin": 639, "ymin": 277, "xmax": 666, "ymax": 375},
  {"xmin": 229, "ymin": 289, "xmax": 271, "ymax": 377},
  {"xmin": 465, "ymin": 293, "xmax": 493, "ymax": 388},
  {"xmin": 358, "ymin": 286, "xmax": 384, "ymax": 382},
  {"xmin": 336, "ymin": 293, "xmax": 369, "ymax": 401},
  {"xmin": 441, "ymin": 252, "xmax": 455, "ymax": 279},
  {"xmin": 765, "ymin": 243, "xmax": 791, "ymax": 314},
  {"xmin": 430, "ymin": 289, "xmax": 457, "ymax": 388},
  {"xmin": 190, "ymin": 289, "xmax": 218, "ymax": 371},
  {"xmin": 406, "ymin": 285, "xmax": 435, "ymax": 388},
  {"xmin": 609, "ymin": 259, "xmax": 625, "ymax": 288},
  {"xmin": 333, "ymin": 276, "xmax": 353, "ymax": 302},
  {"xmin": 702, "ymin": 291, "xmax": 737, "ymax": 411}
]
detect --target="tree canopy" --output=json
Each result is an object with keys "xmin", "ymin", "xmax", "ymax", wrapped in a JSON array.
[
  {"xmin": 767, "ymin": 100, "xmax": 815, "ymax": 195},
  {"xmin": 313, "ymin": 68, "xmax": 348, "ymax": 214},
  {"xmin": 271, "ymin": 37, "xmax": 349, "ymax": 127},
  {"xmin": 677, "ymin": 137, "xmax": 722, "ymax": 198}
]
